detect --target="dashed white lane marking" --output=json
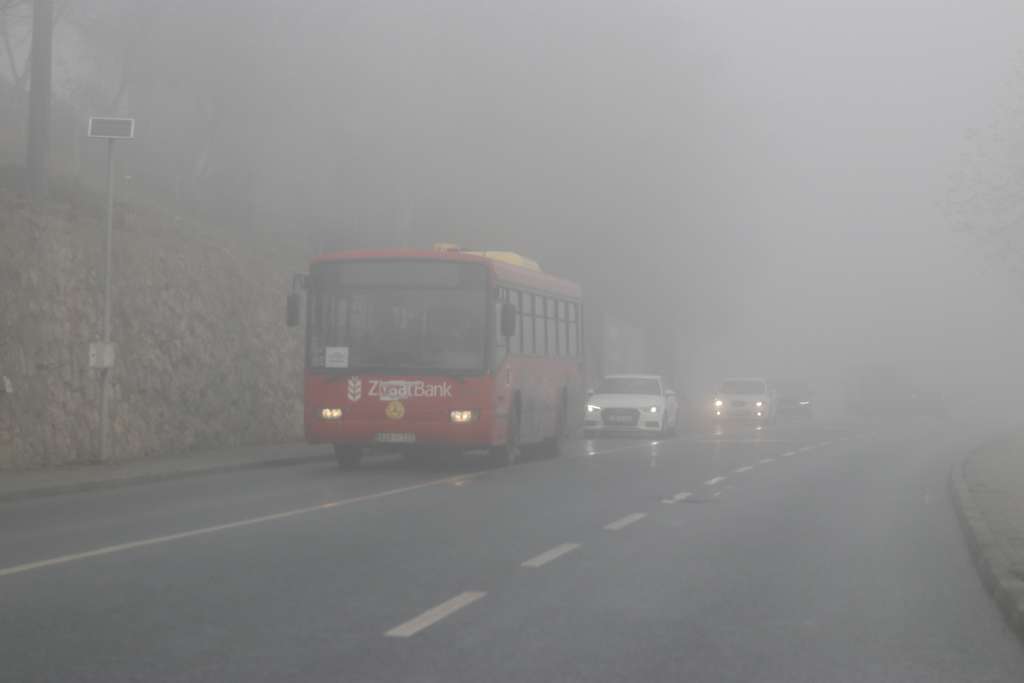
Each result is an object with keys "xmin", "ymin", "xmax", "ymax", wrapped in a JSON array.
[
  {"xmin": 817, "ymin": 441, "xmax": 832, "ymax": 448},
  {"xmin": 760, "ymin": 458, "xmax": 775, "ymax": 464},
  {"xmin": 661, "ymin": 491, "xmax": 693, "ymax": 504},
  {"xmin": 797, "ymin": 445, "xmax": 816, "ymax": 453},
  {"xmin": 604, "ymin": 513, "xmax": 647, "ymax": 530},
  {"xmin": 704, "ymin": 476, "xmax": 727, "ymax": 486},
  {"xmin": 780, "ymin": 451, "xmax": 797, "ymax": 457},
  {"xmin": 0, "ymin": 473, "xmax": 482, "ymax": 579},
  {"xmin": 521, "ymin": 543, "xmax": 581, "ymax": 568},
  {"xmin": 733, "ymin": 465, "xmax": 754, "ymax": 473},
  {"xmin": 385, "ymin": 591, "xmax": 487, "ymax": 637}
]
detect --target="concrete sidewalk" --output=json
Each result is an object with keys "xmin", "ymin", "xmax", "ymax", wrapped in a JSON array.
[
  {"xmin": 952, "ymin": 435, "xmax": 1024, "ymax": 641},
  {"xmin": 0, "ymin": 442, "xmax": 331, "ymax": 502}
]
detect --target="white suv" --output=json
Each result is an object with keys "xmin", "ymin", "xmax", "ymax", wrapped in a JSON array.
[
  {"xmin": 585, "ymin": 374, "xmax": 679, "ymax": 436},
  {"xmin": 713, "ymin": 377, "xmax": 776, "ymax": 422}
]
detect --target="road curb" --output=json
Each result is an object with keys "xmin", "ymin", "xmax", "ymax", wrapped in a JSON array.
[
  {"xmin": 0, "ymin": 451, "xmax": 333, "ymax": 504},
  {"xmin": 949, "ymin": 455, "xmax": 1024, "ymax": 643}
]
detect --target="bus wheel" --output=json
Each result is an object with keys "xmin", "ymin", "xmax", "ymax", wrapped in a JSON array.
[
  {"xmin": 334, "ymin": 444, "xmax": 362, "ymax": 470},
  {"xmin": 490, "ymin": 407, "xmax": 520, "ymax": 467}
]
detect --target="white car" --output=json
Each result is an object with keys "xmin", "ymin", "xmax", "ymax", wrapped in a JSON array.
[
  {"xmin": 585, "ymin": 374, "xmax": 679, "ymax": 437},
  {"xmin": 712, "ymin": 377, "xmax": 776, "ymax": 422}
]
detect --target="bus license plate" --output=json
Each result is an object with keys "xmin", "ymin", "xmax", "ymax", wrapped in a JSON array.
[{"xmin": 376, "ymin": 432, "xmax": 416, "ymax": 444}]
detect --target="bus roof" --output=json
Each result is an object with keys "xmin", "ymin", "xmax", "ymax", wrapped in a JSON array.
[{"xmin": 311, "ymin": 249, "xmax": 581, "ymax": 298}]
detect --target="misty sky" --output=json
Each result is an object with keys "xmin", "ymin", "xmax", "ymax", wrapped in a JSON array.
[{"xmin": 677, "ymin": 0, "xmax": 1024, "ymax": 391}]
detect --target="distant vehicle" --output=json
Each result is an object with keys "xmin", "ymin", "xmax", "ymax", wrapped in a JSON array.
[
  {"xmin": 585, "ymin": 374, "xmax": 679, "ymax": 437},
  {"xmin": 772, "ymin": 379, "xmax": 814, "ymax": 418},
  {"xmin": 287, "ymin": 245, "xmax": 585, "ymax": 468},
  {"xmin": 713, "ymin": 377, "xmax": 776, "ymax": 422}
]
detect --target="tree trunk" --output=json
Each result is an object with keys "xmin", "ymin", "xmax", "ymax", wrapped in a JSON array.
[{"xmin": 25, "ymin": 0, "xmax": 53, "ymax": 202}]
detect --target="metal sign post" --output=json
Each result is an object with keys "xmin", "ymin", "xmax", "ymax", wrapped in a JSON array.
[{"xmin": 88, "ymin": 117, "xmax": 134, "ymax": 461}]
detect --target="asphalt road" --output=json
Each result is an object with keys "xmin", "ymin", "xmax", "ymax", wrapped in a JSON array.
[{"xmin": 2, "ymin": 420, "xmax": 1023, "ymax": 682}]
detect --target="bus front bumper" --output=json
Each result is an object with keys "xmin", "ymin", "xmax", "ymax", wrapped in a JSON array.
[{"xmin": 305, "ymin": 417, "xmax": 497, "ymax": 449}]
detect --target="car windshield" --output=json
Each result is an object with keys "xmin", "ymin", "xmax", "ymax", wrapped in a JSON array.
[
  {"xmin": 596, "ymin": 377, "xmax": 661, "ymax": 395},
  {"xmin": 721, "ymin": 380, "xmax": 767, "ymax": 394},
  {"xmin": 308, "ymin": 261, "xmax": 488, "ymax": 372}
]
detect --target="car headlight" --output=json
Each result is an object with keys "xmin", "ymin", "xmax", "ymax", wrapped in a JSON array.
[
  {"xmin": 714, "ymin": 399, "xmax": 723, "ymax": 408},
  {"xmin": 320, "ymin": 407, "xmax": 343, "ymax": 420},
  {"xmin": 644, "ymin": 406, "xmax": 659, "ymax": 414},
  {"xmin": 755, "ymin": 401, "xmax": 764, "ymax": 408},
  {"xmin": 450, "ymin": 410, "xmax": 477, "ymax": 423},
  {"xmin": 587, "ymin": 404, "xmax": 601, "ymax": 413}
]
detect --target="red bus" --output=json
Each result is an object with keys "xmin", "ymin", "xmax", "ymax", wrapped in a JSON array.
[{"xmin": 287, "ymin": 246, "xmax": 585, "ymax": 468}]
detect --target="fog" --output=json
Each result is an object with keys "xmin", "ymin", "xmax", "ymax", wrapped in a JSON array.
[{"xmin": 7, "ymin": 0, "xmax": 1024, "ymax": 410}]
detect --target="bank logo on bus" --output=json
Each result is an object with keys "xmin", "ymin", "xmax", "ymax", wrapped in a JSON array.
[
  {"xmin": 347, "ymin": 377, "xmax": 363, "ymax": 402},
  {"xmin": 370, "ymin": 379, "xmax": 453, "ymax": 401}
]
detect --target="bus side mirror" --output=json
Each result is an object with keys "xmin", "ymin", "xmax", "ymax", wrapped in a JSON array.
[
  {"xmin": 500, "ymin": 302, "xmax": 517, "ymax": 338},
  {"xmin": 286, "ymin": 292, "xmax": 301, "ymax": 327}
]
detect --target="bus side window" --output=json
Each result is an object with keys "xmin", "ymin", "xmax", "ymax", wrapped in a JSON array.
[
  {"xmin": 546, "ymin": 297, "xmax": 556, "ymax": 357},
  {"xmin": 494, "ymin": 288, "xmax": 508, "ymax": 365},
  {"xmin": 557, "ymin": 300, "xmax": 567, "ymax": 356},
  {"xmin": 569, "ymin": 303, "xmax": 577, "ymax": 358},
  {"xmin": 521, "ymin": 291, "xmax": 533, "ymax": 354},
  {"xmin": 512, "ymin": 289, "xmax": 523, "ymax": 353},
  {"xmin": 531, "ymin": 294, "xmax": 542, "ymax": 355}
]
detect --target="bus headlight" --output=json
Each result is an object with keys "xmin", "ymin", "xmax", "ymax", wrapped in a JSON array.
[
  {"xmin": 321, "ymin": 408, "xmax": 343, "ymax": 420},
  {"xmin": 450, "ymin": 410, "xmax": 477, "ymax": 423}
]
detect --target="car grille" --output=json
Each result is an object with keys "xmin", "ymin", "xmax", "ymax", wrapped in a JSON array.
[
  {"xmin": 731, "ymin": 400, "xmax": 747, "ymax": 408},
  {"xmin": 602, "ymin": 408, "xmax": 639, "ymax": 427}
]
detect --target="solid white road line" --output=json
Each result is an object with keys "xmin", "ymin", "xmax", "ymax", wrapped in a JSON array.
[
  {"xmin": 521, "ymin": 543, "xmax": 581, "ymax": 568},
  {"xmin": 661, "ymin": 491, "xmax": 693, "ymax": 504},
  {"xmin": 0, "ymin": 473, "xmax": 482, "ymax": 579},
  {"xmin": 604, "ymin": 513, "xmax": 647, "ymax": 531},
  {"xmin": 733, "ymin": 465, "xmax": 754, "ymax": 473},
  {"xmin": 760, "ymin": 458, "xmax": 775, "ymax": 464},
  {"xmin": 385, "ymin": 591, "xmax": 487, "ymax": 637},
  {"xmin": 704, "ymin": 476, "xmax": 727, "ymax": 486}
]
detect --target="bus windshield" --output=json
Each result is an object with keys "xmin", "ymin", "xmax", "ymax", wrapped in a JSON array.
[{"xmin": 308, "ymin": 261, "xmax": 489, "ymax": 373}]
